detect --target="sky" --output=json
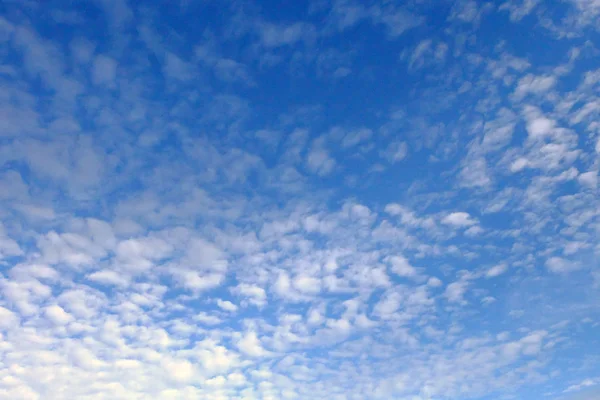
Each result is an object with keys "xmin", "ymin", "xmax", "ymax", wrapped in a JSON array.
[{"xmin": 0, "ymin": 0, "xmax": 600, "ymax": 399}]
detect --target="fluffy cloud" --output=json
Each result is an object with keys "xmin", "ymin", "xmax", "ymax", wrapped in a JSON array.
[
  {"xmin": 545, "ymin": 256, "xmax": 581, "ymax": 274},
  {"xmin": 486, "ymin": 263, "xmax": 508, "ymax": 278},
  {"xmin": 306, "ymin": 138, "xmax": 336, "ymax": 176},
  {"xmin": 441, "ymin": 212, "xmax": 478, "ymax": 227},
  {"xmin": 91, "ymin": 54, "xmax": 117, "ymax": 86}
]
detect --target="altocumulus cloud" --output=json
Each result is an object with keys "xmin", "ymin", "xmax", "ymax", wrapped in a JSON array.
[{"xmin": 0, "ymin": 0, "xmax": 599, "ymax": 399}]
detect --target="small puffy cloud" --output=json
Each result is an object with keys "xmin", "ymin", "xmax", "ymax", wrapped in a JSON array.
[
  {"xmin": 460, "ymin": 156, "xmax": 492, "ymax": 188},
  {"xmin": 341, "ymin": 128, "xmax": 372, "ymax": 148},
  {"xmin": 163, "ymin": 52, "xmax": 192, "ymax": 81},
  {"xmin": 227, "ymin": 372, "xmax": 247, "ymax": 387},
  {"xmin": 389, "ymin": 255, "xmax": 418, "ymax": 278},
  {"xmin": 232, "ymin": 283, "xmax": 267, "ymax": 308},
  {"xmin": 427, "ymin": 277, "xmax": 443, "ymax": 287},
  {"xmin": 578, "ymin": 171, "xmax": 598, "ymax": 189},
  {"xmin": 91, "ymin": 54, "xmax": 117, "ymax": 86},
  {"xmin": 44, "ymin": 304, "xmax": 74, "ymax": 325},
  {"xmin": 173, "ymin": 270, "xmax": 224, "ymax": 292},
  {"xmin": 186, "ymin": 238, "xmax": 227, "ymax": 270},
  {"xmin": 236, "ymin": 331, "xmax": 270, "ymax": 357},
  {"xmin": 513, "ymin": 74, "xmax": 556, "ymax": 99},
  {"xmin": 382, "ymin": 141, "xmax": 408, "ymax": 163},
  {"xmin": 355, "ymin": 314, "xmax": 377, "ymax": 329},
  {"xmin": 163, "ymin": 358, "xmax": 196, "ymax": 383},
  {"xmin": 0, "ymin": 227, "xmax": 23, "ymax": 259},
  {"xmin": 274, "ymin": 271, "xmax": 292, "ymax": 296},
  {"xmin": 195, "ymin": 312, "xmax": 222, "ymax": 326},
  {"xmin": 116, "ymin": 237, "xmax": 173, "ymax": 273},
  {"xmin": 345, "ymin": 202, "xmax": 373, "ymax": 223},
  {"xmin": 464, "ymin": 225, "xmax": 484, "ymax": 237},
  {"xmin": 545, "ymin": 257, "xmax": 580, "ymax": 274},
  {"xmin": 442, "ymin": 212, "xmax": 478, "ymax": 227},
  {"xmin": 444, "ymin": 280, "xmax": 470, "ymax": 303},
  {"xmin": 486, "ymin": 263, "xmax": 508, "ymax": 278},
  {"xmin": 216, "ymin": 299, "xmax": 238, "ymax": 312},
  {"xmin": 406, "ymin": 39, "xmax": 448, "ymax": 71},
  {"xmin": 523, "ymin": 107, "xmax": 557, "ymax": 139},
  {"xmin": 371, "ymin": 5, "xmax": 423, "ymax": 37},
  {"xmin": 500, "ymin": 0, "xmax": 540, "ymax": 21},
  {"xmin": 87, "ymin": 269, "xmax": 128, "ymax": 286},
  {"xmin": 564, "ymin": 378, "xmax": 599, "ymax": 393},
  {"xmin": 257, "ymin": 21, "xmax": 315, "ymax": 48},
  {"xmin": 0, "ymin": 306, "xmax": 19, "ymax": 329},
  {"xmin": 306, "ymin": 140, "xmax": 336, "ymax": 176},
  {"xmin": 70, "ymin": 346, "xmax": 105, "ymax": 370},
  {"xmin": 510, "ymin": 157, "xmax": 529, "ymax": 172},
  {"xmin": 373, "ymin": 290, "xmax": 401, "ymax": 318},
  {"xmin": 70, "ymin": 37, "xmax": 95, "ymax": 64},
  {"xmin": 9, "ymin": 263, "xmax": 58, "ymax": 281},
  {"xmin": 293, "ymin": 275, "xmax": 321, "ymax": 295}
]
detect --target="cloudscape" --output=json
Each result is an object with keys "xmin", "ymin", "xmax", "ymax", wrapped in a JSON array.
[{"xmin": 0, "ymin": 1, "xmax": 599, "ymax": 399}]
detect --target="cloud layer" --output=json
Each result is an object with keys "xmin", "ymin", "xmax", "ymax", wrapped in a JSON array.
[{"xmin": 1, "ymin": 1, "xmax": 599, "ymax": 399}]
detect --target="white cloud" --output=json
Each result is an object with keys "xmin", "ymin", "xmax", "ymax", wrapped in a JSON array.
[
  {"xmin": 510, "ymin": 157, "xmax": 529, "ymax": 172},
  {"xmin": 441, "ymin": 212, "xmax": 478, "ymax": 227},
  {"xmin": 1, "ymin": 3, "xmax": 597, "ymax": 399},
  {"xmin": 87, "ymin": 269, "xmax": 128, "ymax": 286},
  {"xmin": 306, "ymin": 139, "xmax": 336, "ymax": 176},
  {"xmin": 70, "ymin": 37, "xmax": 95, "ymax": 64},
  {"xmin": 0, "ymin": 306, "xmax": 19, "ymax": 329},
  {"xmin": 500, "ymin": 0, "xmax": 540, "ymax": 21},
  {"xmin": 274, "ymin": 271, "xmax": 302, "ymax": 301},
  {"xmin": 341, "ymin": 128, "xmax": 372, "ymax": 148},
  {"xmin": 460, "ymin": 156, "xmax": 492, "ymax": 188},
  {"xmin": 195, "ymin": 312, "xmax": 223, "ymax": 326},
  {"xmin": 172, "ymin": 270, "xmax": 225, "ymax": 292},
  {"xmin": 373, "ymin": 290, "xmax": 401, "ymax": 318},
  {"xmin": 578, "ymin": 170, "xmax": 598, "ymax": 189},
  {"xmin": 162, "ymin": 358, "xmax": 196, "ymax": 383},
  {"xmin": 526, "ymin": 116, "xmax": 555, "ymax": 138},
  {"xmin": 444, "ymin": 275, "xmax": 472, "ymax": 304},
  {"xmin": 70, "ymin": 346, "xmax": 105, "ymax": 370},
  {"xmin": 236, "ymin": 331, "xmax": 270, "ymax": 357},
  {"xmin": 257, "ymin": 21, "xmax": 316, "ymax": 48},
  {"xmin": 233, "ymin": 283, "xmax": 267, "ymax": 308},
  {"xmin": 370, "ymin": 4, "xmax": 423, "ymax": 37},
  {"xmin": 513, "ymin": 74, "xmax": 556, "ymax": 99},
  {"xmin": 186, "ymin": 238, "xmax": 227, "ymax": 270},
  {"xmin": 545, "ymin": 256, "xmax": 580, "ymax": 273},
  {"xmin": 44, "ymin": 304, "xmax": 74, "ymax": 325},
  {"xmin": 0, "ymin": 223, "xmax": 23, "ymax": 258},
  {"xmin": 564, "ymin": 377, "xmax": 599, "ymax": 393},
  {"xmin": 91, "ymin": 54, "xmax": 117, "ymax": 86},
  {"xmin": 486, "ymin": 263, "xmax": 508, "ymax": 278},
  {"xmin": 116, "ymin": 237, "xmax": 173, "ymax": 273},
  {"xmin": 388, "ymin": 255, "xmax": 418, "ymax": 278},
  {"xmin": 216, "ymin": 299, "xmax": 238, "ymax": 312},
  {"xmin": 382, "ymin": 140, "xmax": 408, "ymax": 163},
  {"xmin": 406, "ymin": 39, "xmax": 448, "ymax": 71},
  {"xmin": 293, "ymin": 275, "xmax": 321, "ymax": 294},
  {"xmin": 163, "ymin": 52, "xmax": 192, "ymax": 81},
  {"xmin": 427, "ymin": 277, "xmax": 443, "ymax": 287},
  {"xmin": 464, "ymin": 225, "xmax": 484, "ymax": 237}
]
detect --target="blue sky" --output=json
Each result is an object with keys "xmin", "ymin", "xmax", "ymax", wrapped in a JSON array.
[{"xmin": 1, "ymin": 0, "xmax": 600, "ymax": 399}]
